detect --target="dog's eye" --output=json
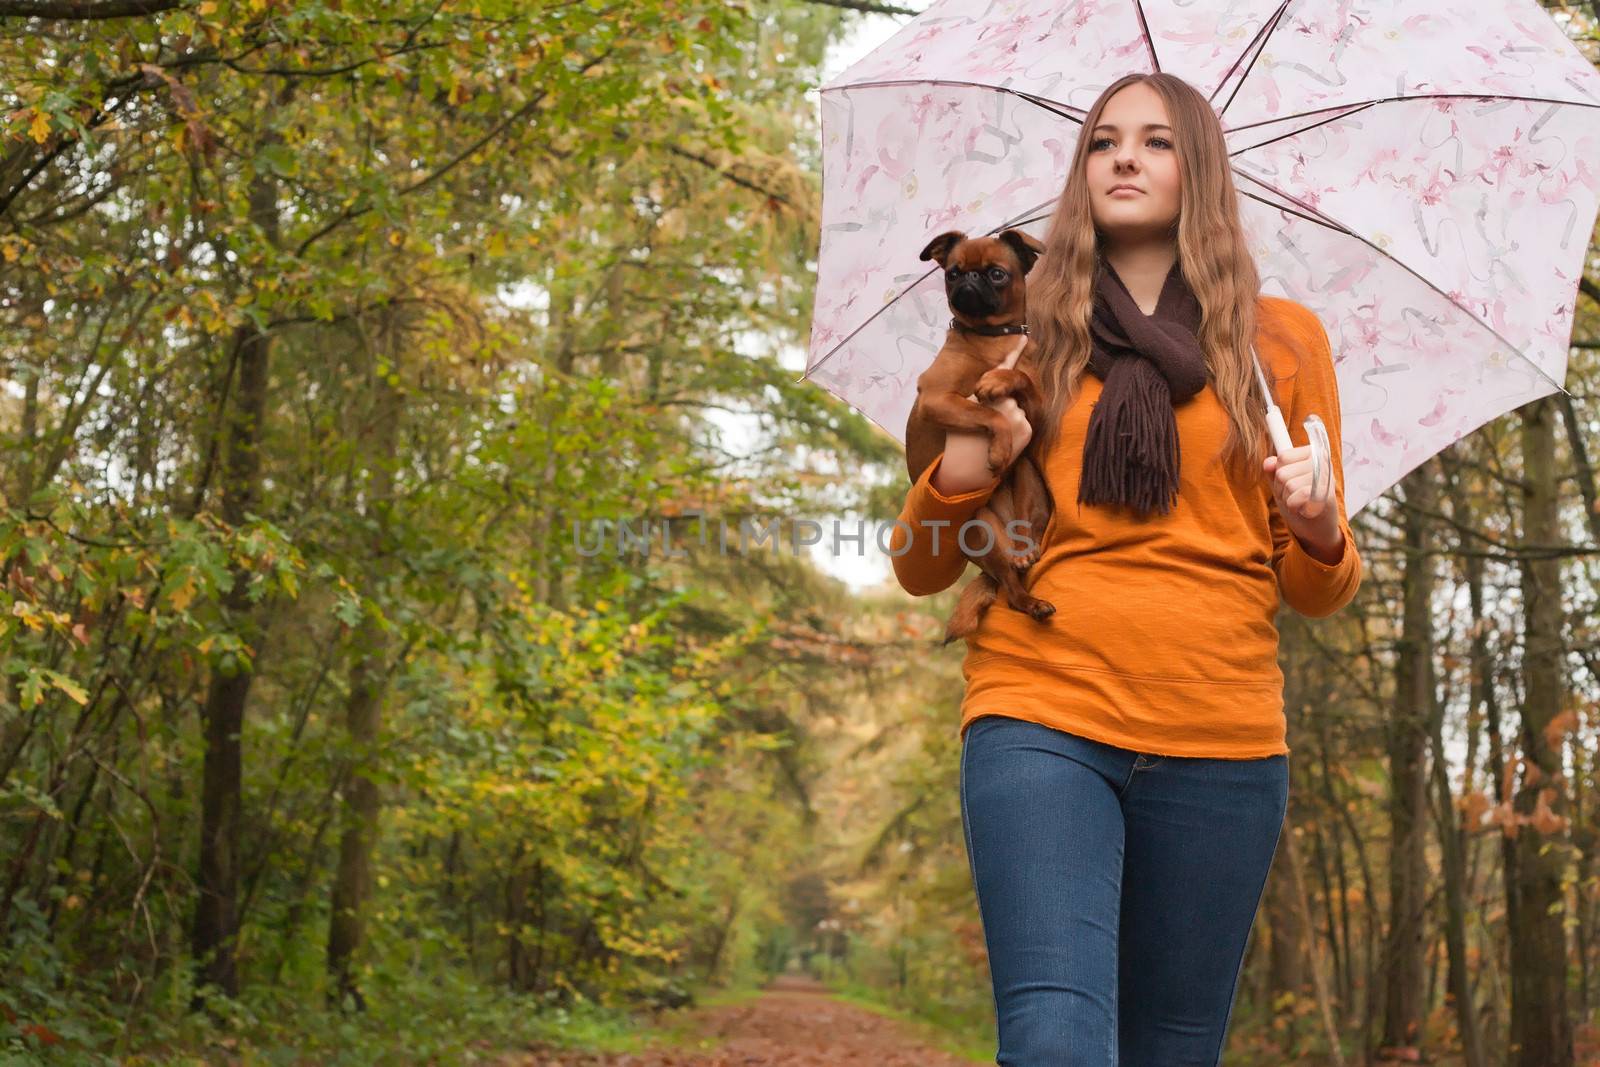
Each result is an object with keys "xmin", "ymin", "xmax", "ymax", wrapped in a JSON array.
[
  {"xmin": 946, "ymin": 267, "xmax": 961, "ymax": 279},
  {"xmin": 988, "ymin": 268, "xmax": 1008, "ymax": 283}
]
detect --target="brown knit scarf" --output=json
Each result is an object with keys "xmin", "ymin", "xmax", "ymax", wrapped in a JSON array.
[{"xmin": 1080, "ymin": 256, "xmax": 1209, "ymax": 517}]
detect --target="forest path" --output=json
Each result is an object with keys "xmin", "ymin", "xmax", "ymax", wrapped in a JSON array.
[{"xmin": 500, "ymin": 975, "xmax": 986, "ymax": 1066}]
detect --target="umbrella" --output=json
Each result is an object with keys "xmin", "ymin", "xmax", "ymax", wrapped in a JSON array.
[{"xmin": 800, "ymin": 0, "xmax": 1600, "ymax": 517}]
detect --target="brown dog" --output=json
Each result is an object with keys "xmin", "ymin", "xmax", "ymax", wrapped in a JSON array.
[{"xmin": 905, "ymin": 228, "xmax": 1055, "ymax": 643}]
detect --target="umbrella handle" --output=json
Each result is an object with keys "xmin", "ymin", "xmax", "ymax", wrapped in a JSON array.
[
  {"xmin": 1303, "ymin": 414, "xmax": 1331, "ymax": 506},
  {"xmin": 1265, "ymin": 407, "xmax": 1332, "ymax": 508},
  {"xmin": 1255, "ymin": 342, "xmax": 1332, "ymax": 510}
]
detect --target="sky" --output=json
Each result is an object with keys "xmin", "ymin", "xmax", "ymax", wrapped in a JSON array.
[{"xmin": 702, "ymin": 12, "xmax": 908, "ymax": 592}]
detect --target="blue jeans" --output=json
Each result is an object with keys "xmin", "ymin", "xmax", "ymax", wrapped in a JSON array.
[{"xmin": 960, "ymin": 714, "xmax": 1289, "ymax": 1066}]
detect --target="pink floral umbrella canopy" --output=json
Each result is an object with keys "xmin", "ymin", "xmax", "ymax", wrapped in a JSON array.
[{"xmin": 802, "ymin": 0, "xmax": 1600, "ymax": 517}]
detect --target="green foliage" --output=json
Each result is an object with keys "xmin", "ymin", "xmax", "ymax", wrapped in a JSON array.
[{"xmin": 0, "ymin": 0, "xmax": 896, "ymax": 1060}]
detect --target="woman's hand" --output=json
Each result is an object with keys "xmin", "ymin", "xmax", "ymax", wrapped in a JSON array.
[
  {"xmin": 933, "ymin": 337, "xmax": 1032, "ymax": 497},
  {"xmin": 1264, "ymin": 444, "xmax": 1343, "ymax": 562}
]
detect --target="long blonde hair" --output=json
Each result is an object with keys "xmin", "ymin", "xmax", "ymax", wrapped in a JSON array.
[{"xmin": 1027, "ymin": 72, "xmax": 1291, "ymax": 486}]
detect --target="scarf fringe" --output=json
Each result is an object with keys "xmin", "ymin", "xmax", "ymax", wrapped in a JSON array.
[{"xmin": 1079, "ymin": 359, "xmax": 1180, "ymax": 516}]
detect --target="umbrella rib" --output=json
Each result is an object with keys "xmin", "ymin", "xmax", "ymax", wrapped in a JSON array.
[
  {"xmin": 1232, "ymin": 168, "xmax": 1575, "ymax": 400},
  {"xmin": 1228, "ymin": 102, "xmax": 1378, "ymax": 156},
  {"xmin": 1211, "ymin": 0, "xmax": 1293, "ymax": 116},
  {"xmin": 803, "ymin": 86, "xmax": 1086, "ymax": 381},
  {"xmin": 800, "ymin": 275, "xmax": 934, "ymax": 382},
  {"xmin": 800, "ymin": 198, "xmax": 1061, "ymax": 382},
  {"xmin": 1235, "ymin": 188, "xmax": 1350, "ymax": 235},
  {"xmin": 1225, "ymin": 91, "xmax": 1600, "ymax": 139},
  {"xmin": 1132, "ymin": 0, "xmax": 1161, "ymax": 73},
  {"xmin": 820, "ymin": 77, "xmax": 1087, "ymax": 121}
]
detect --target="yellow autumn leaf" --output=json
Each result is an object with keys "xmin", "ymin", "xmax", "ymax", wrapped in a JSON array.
[
  {"xmin": 49, "ymin": 673, "xmax": 89, "ymax": 705},
  {"xmin": 198, "ymin": 0, "xmax": 217, "ymax": 12},
  {"xmin": 28, "ymin": 109, "xmax": 50, "ymax": 144}
]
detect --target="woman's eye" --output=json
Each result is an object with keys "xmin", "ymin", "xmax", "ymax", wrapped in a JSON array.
[{"xmin": 1090, "ymin": 137, "xmax": 1172, "ymax": 149}]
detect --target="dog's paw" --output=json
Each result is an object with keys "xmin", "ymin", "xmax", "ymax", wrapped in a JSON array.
[
  {"xmin": 1009, "ymin": 540, "xmax": 1042, "ymax": 570},
  {"xmin": 986, "ymin": 440, "xmax": 1013, "ymax": 474},
  {"xmin": 973, "ymin": 367, "xmax": 1024, "ymax": 403}
]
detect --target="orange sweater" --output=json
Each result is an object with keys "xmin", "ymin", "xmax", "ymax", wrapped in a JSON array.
[{"xmin": 891, "ymin": 296, "xmax": 1361, "ymax": 759}]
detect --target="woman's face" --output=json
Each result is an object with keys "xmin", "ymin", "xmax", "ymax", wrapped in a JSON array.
[{"xmin": 1085, "ymin": 82, "xmax": 1182, "ymax": 245}]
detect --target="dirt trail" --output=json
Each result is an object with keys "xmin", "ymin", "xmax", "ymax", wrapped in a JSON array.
[{"xmin": 504, "ymin": 975, "xmax": 984, "ymax": 1066}]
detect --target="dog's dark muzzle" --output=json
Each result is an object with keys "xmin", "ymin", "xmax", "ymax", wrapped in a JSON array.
[{"xmin": 950, "ymin": 277, "xmax": 1001, "ymax": 317}]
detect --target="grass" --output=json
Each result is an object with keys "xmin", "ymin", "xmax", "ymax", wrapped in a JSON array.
[
  {"xmin": 817, "ymin": 980, "xmax": 994, "ymax": 1064},
  {"xmin": 508, "ymin": 980, "xmax": 769, "ymax": 1061}
]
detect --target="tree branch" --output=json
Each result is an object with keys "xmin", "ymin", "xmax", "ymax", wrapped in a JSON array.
[
  {"xmin": 664, "ymin": 144, "xmax": 792, "ymax": 208},
  {"xmin": 296, "ymin": 46, "xmax": 601, "ymax": 257},
  {"xmin": 1581, "ymin": 274, "xmax": 1600, "ymax": 308},
  {"xmin": 798, "ymin": 0, "xmax": 918, "ymax": 16},
  {"xmin": 0, "ymin": 0, "xmax": 182, "ymax": 19}
]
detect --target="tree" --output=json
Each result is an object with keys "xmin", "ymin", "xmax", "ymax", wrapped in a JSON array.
[{"xmin": 1508, "ymin": 395, "xmax": 1576, "ymax": 1066}]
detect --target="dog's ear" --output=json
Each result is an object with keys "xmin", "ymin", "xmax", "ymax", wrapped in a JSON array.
[
  {"xmin": 919, "ymin": 230, "xmax": 966, "ymax": 267},
  {"xmin": 997, "ymin": 229, "xmax": 1046, "ymax": 275}
]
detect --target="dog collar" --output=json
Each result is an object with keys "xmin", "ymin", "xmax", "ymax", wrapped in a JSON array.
[{"xmin": 950, "ymin": 319, "xmax": 1030, "ymax": 337}]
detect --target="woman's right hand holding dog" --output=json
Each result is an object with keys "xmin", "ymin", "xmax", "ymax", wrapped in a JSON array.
[{"xmin": 933, "ymin": 336, "xmax": 1032, "ymax": 496}]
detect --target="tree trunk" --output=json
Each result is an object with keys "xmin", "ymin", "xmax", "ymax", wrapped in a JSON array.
[
  {"xmin": 1314, "ymin": 735, "xmax": 1355, "ymax": 1012},
  {"xmin": 1433, "ymin": 445, "xmax": 1490, "ymax": 1067},
  {"xmin": 505, "ymin": 841, "xmax": 532, "ymax": 992},
  {"xmin": 326, "ymin": 315, "xmax": 403, "ymax": 1009},
  {"xmin": 1571, "ymin": 723, "xmax": 1595, "ymax": 1020},
  {"xmin": 1379, "ymin": 465, "xmax": 1433, "ymax": 1057},
  {"xmin": 1557, "ymin": 388, "xmax": 1599, "ymax": 1033},
  {"xmin": 1443, "ymin": 441, "xmax": 1513, "ymax": 1061},
  {"xmin": 702, "ymin": 893, "xmax": 742, "ymax": 982},
  {"xmin": 190, "ymin": 160, "xmax": 280, "ymax": 1005},
  {"xmin": 1268, "ymin": 688, "xmax": 1317, "ymax": 1052},
  {"xmin": 1266, "ymin": 845, "xmax": 1311, "ymax": 999},
  {"xmin": 1284, "ymin": 822, "xmax": 1349, "ymax": 1067},
  {"xmin": 1509, "ymin": 396, "xmax": 1575, "ymax": 1066}
]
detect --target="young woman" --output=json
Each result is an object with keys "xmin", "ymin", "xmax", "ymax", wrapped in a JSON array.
[{"xmin": 889, "ymin": 72, "xmax": 1363, "ymax": 1065}]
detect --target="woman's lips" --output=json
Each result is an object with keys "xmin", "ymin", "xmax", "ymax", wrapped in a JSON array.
[{"xmin": 1109, "ymin": 187, "xmax": 1143, "ymax": 196}]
